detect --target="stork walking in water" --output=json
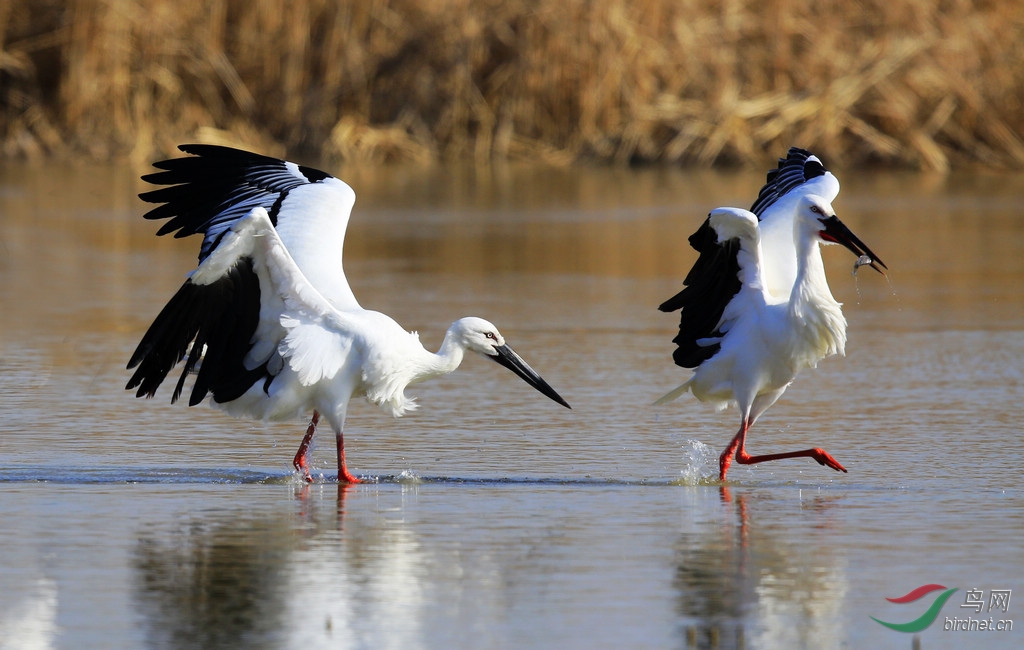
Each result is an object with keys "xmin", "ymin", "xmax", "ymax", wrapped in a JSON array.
[
  {"xmin": 657, "ymin": 148, "xmax": 886, "ymax": 481},
  {"xmin": 127, "ymin": 145, "xmax": 570, "ymax": 482}
]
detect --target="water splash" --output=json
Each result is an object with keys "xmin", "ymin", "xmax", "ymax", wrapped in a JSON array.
[
  {"xmin": 677, "ymin": 439, "xmax": 719, "ymax": 485},
  {"xmin": 395, "ymin": 469, "xmax": 423, "ymax": 484}
]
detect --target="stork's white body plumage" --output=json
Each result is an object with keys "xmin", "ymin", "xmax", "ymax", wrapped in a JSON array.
[
  {"xmin": 659, "ymin": 149, "xmax": 886, "ymax": 480},
  {"xmin": 127, "ymin": 145, "xmax": 569, "ymax": 482}
]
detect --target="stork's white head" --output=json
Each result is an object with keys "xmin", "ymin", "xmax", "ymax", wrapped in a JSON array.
[
  {"xmin": 448, "ymin": 316, "xmax": 571, "ymax": 409},
  {"xmin": 797, "ymin": 194, "xmax": 837, "ymax": 229},
  {"xmin": 798, "ymin": 194, "xmax": 887, "ymax": 275},
  {"xmin": 449, "ymin": 316, "xmax": 507, "ymax": 355}
]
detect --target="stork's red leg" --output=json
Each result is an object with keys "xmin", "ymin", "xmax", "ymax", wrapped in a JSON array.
[
  {"xmin": 336, "ymin": 430, "xmax": 361, "ymax": 484},
  {"xmin": 292, "ymin": 411, "xmax": 320, "ymax": 482},
  {"xmin": 725, "ymin": 419, "xmax": 848, "ymax": 477},
  {"xmin": 736, "ymin": 446, "xmax": 847, "ymax": 473}
]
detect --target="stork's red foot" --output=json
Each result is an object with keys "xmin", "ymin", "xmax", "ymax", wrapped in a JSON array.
[
  {"xmin": 718, "ymin": 435, "xmax": 743, "ymax": 481},
  {"xmin": 293, "ymin": 453, "xmax": 313, "ymax": 483},
  {"xmin": 336, "ymin": 432, "xmax": 361, "ymax": 484},
  {"xmin": 718, "ymin": 450, "xmax": 735, "ymax": 482},
  {"xmin": 292, "ymin": 419, "xmax": 318, "ymax": 483},
  {"xmin": 338, "ymin": 467, "xmax": 362, "ymax": 484},
  {"xmin": 808, "ymin": 448, "xmax": 848, "ymax": 473},
  {"xmin": 292, "ymin": 440, "xmax": 314, "ymax": 482}
]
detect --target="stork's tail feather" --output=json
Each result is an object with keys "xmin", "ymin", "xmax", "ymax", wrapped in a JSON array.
[{"xmin": 653, "ymin": 380, "xmax": 693, "ymax": 406}]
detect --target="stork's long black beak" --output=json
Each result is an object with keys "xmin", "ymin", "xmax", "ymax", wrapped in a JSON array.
[
  {"xmin": 489, "ymin": 344, "xmax": 571, "ymax": 409},
  {"xmin": 820, "ymin": 215, "xmax": 888, "ymax": 275}
]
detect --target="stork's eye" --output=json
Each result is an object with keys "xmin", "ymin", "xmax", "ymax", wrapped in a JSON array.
[
  {"xmin": 485, "ymin": 332, "xmax": 497, "ymax": 340},
  {"xmin": 810, "ymin": 205, "xmax": 822, "ymax": 214}
]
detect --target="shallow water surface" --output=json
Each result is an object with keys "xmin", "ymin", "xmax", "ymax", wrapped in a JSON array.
[{"xmin": 0, "ymin": 162, "xmax": 1021, "ymax": 649}]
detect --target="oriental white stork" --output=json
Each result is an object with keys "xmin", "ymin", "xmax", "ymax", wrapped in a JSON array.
[
  {"xmin": 658, "ymin": 148, "xmax": 886, "ymax": 481},
  {"xmin": 127, "ymin": 145, "xmax": 570, "ymax": 482}
]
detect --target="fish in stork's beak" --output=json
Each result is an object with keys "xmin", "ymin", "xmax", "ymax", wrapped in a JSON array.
[
  {"xmin": 488, "ymin": 343, "xmax": 571, "ymax": 409},
  {"xmin": 819, "ymin": 215, "xmax": 888, "ymax": 275}
]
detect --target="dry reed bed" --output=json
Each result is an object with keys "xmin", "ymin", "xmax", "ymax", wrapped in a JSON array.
[{"xmin": 2, "ymin": 0, "xmax": 1023, "ymax": 170}]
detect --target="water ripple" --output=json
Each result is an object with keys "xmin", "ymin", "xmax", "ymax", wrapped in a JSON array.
[{"xmin": 0, "ymin": 466, "xmax": 685, "ymax": 487}]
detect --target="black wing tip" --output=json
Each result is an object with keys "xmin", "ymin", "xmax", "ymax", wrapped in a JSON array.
[
  {"xmin": 176, "ymin": 143, "xmax": 249, "ymax": 157},
  {"xmin": 657, "ymin": 299, "xmax": 678, "ymax": 314},
  {"xmin": 779, "ymin": 146, "xmax": 815, "ymax": 162},
  {"xmin": 183, "ymin": 144, "xmax": 276, "ymax": 167},
  {"xmin": 781, "ymin": 145, "xmax": 827, "ymax": 177},
  {"xmin": 135, "ymin": 143, "xmax": 332, "ymax": 243},
  {"xmin": 142, "ymin": 143, "xmax": 334, "ymax": 186},
  {"xmin": 126, "ymin": 262, "xmax": 268, "ymax": 409},
  {"xmin": 146, "ymin": 143, "xmax": 288, "ymax": 171},
  {"xmin": 749, "ymin": 145, "xmax": 832, "ymax": 216}
]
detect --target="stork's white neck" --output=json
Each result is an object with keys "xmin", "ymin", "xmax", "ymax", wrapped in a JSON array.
[
  {"xmin": 434, "ymin": 330, "xmax": 468, "ymax": 376},
  {"xmin": 789, "ymin": 227, "xmax": 848, "ymax": 360},
  {"xmin": 406, "ymin": 327, "xmax": 467, "ymax": 386}
]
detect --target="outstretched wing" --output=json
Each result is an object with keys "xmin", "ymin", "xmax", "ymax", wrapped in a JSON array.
[
  {"xmin": 128, "ymin": 144, "xmax": 361, "ymax": 406},
  {"xmin": 127, "ymin": 208, "xmax": 355, "ymax": 405},
  {"xmin": 658, "ymin": 147, "xmax": 830, "ymax": 369},
  {"xmin": 139, "ymin": 144, "xmax": 360, "ymax": 310}
]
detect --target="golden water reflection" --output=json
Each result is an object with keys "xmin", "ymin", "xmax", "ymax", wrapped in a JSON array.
[{"xmin": 2, "ymin": 161, "xmax": 1020, "ymax": 343}]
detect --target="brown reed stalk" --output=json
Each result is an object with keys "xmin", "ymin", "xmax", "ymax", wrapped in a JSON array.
[{"xmin": 1, "ymin": 0, "xmax": 1023, "ymax": 169}]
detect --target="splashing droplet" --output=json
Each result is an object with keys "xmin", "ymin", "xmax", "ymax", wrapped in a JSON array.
[
  {"xmin": 678, "ymin": 439, "xmax": 718, "ymax": 485},
  {"xmin": 396, "ymin": 469, "xmax": 422, "ymax": 484}
]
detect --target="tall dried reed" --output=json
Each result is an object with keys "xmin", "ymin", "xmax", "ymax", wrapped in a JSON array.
[{"xmin": 2, "ymin": 0, "xmax": 1023, "ymax": 170}]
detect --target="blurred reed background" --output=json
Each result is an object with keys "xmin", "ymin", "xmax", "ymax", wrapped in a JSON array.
[{"xmin": 2, "ymin": 0, "xmax": 1023, "ymax": 170}]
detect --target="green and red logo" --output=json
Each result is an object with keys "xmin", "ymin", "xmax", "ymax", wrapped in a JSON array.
[{"xmin": 871, "ymin": 584, "xmax": 959, "ymax": 633}]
